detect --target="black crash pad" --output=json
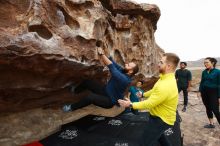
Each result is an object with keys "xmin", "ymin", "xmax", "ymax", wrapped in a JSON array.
[{"xmin": 39, "ymin": 112, "xmax": 182, "ymax": 146}]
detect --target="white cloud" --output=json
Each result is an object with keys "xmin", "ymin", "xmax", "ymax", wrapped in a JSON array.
[{"xmin": 134, "ymin": 0, "xmax": 220, "ymax": 61}]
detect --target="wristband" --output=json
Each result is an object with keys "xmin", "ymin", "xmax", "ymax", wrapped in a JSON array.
[{"xmin": 129, "ymin": 103, "xmax": 133, "ymax": 108}]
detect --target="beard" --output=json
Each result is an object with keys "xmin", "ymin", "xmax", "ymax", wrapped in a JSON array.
[
  {"xmin": 159, "ymin": 68, "xmax": 165, "ymax": 74},
  {"xmin": 122, "ymin": 68, "xmax": 129, "ymax": 74}
]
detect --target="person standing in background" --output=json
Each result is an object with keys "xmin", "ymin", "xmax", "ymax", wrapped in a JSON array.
[
  {"xmin": 198, "ymin": 57, "xmax": 220, "ymax": 128},
  {"xmin": 127, "ymin": 80, "xmax": 144, "ymax": 114},
  {"xmin": 175, "ymin": 62, "xmax": 192, "ymax": 112}
]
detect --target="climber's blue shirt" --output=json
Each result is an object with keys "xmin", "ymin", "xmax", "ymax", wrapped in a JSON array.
[{"xmin": 105, "ymin": 57, "xmax": 132, "ymax": 104}]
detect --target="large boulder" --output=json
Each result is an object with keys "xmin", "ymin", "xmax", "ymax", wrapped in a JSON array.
[
  {"xmin": 0, "ymin": 0, "xmax": 165, "ymax": 145},
  {"xmin": 0, "ymin": 0, "xmax": 163, "ymax": 113}
]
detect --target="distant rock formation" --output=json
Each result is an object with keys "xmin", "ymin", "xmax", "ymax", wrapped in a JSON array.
[
  {"xmin": 187, "ymin": 57, "xmax": 220, "ymax": 67},
  {"xmin": 0, "ymin": 0, "xmax": 163, "ymax": 113}
]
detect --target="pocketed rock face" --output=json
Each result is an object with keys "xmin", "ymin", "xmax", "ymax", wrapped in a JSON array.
[
  {"xmin": 0, "ymin": 1, "xmax": 163, "ymax": 145},
  {"xmin": 0, "ymin": 0, "xmax": 162, "ymax": 113}
]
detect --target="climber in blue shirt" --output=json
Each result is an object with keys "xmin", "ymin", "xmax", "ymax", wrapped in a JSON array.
[{"xmin": 63, "ymin": 46, "xmax": 139, "ymax": 112}]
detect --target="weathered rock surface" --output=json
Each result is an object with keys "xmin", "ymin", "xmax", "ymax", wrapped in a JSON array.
[
  {"xmin": 0, "ymin": 0, "xmax": 162, "ymax": 113},
  {"xmin": 0, "ymin": 0, "xmax": 163, "ymax": 145}
]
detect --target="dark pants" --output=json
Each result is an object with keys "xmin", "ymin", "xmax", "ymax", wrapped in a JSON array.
[
  {"xmin": 141, "ymin": 115, "xmax": 172, "ymax": 146},
  {"xmin": 178, "ymin": 86, "xmax": 188, "ymax": 106},
  {"xmin": 131, "ymin": 109, "xmax": 139, "ymax": 115},
  {"xmin": 70, "ymin": 80, "xmax": 113, "ymax": 110},
  {"xmin": 201, "ymin": 87, "xmax": 220, "ymax": 124}
]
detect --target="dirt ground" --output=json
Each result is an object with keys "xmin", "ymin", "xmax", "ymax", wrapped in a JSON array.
[{"xmin": 178, "ymin": 92, "xmax": 220, "ymax": 146}]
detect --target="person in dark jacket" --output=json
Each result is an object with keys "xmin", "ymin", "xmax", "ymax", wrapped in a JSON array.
[
  {"xmin": 175, "ymin": 62, "xmax": 192, "ymax": 112},
  {"xmin": 63, "ymin": 47, "xmax": 139, "ymax": 112},
  {"xmin": 198, "ymin": 57, "xmax": 220, "ymax": 128}
]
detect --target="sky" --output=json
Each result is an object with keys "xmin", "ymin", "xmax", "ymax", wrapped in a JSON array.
[{"xmin": 134, "ymin": 0, "xmax": 220, "ymax": 61}]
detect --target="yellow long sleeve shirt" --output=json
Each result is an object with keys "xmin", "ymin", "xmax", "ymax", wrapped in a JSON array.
[{"xmin": 132, "ymin": 73, "xmax": 178, "ymax": 125}]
